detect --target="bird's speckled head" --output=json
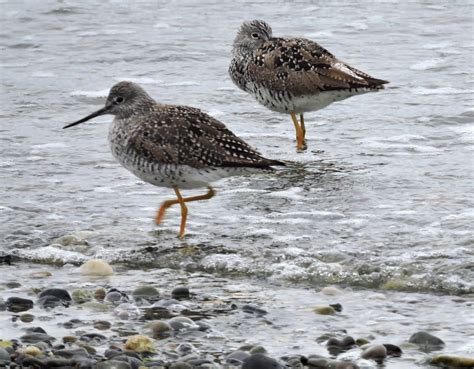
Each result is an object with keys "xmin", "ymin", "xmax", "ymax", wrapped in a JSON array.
[
  {"xmin": 232, "ymin": 20, "xmax": 273, "ymax": 58},
  {"xmin": 63, "ymin": 81, "xmax": 156, "ymax": 129}
]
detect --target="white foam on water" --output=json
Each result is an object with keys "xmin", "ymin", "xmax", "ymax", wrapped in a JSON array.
[
  {"xmin": 70, "ymin": 89, "xmax": 109, "ymax": 98},
  {"xmin": 0, "ymin": 161, "xmax": 15, "ymax": 167},
  {"xmin": 410, "ymin": 87, "xmax": 473, "ymax": 95},
  {"xmin": 265, "ymin": 187, "xmax": 304, "ymax": 201},
  {"xmin": 26, "ymin": 156, "xmax": 45, "ymax": 161},
  {"xmin": 410, "ymin": 58, "xmax": 446, "ymax": 71},
  {"xmin": 32, "ymin": 71, "xmax": 56, "ymax": 78},
  {"xmin": 449, "ymin": 124, "xmax": 474, "ymax": 143},
  {"xmin": 12, "ymin": 245, "xmax": 87, "ymax": 264},
  {"xmin": 153, "ymin": 22, "xmax": 171, "ymax": 29},
  {"xmin": 306, "ymin": 31, "xmax": 333, "ymax": 38},
  {"xmin": 0, "ymin": 205, "xmax": 14, "ymax": 212},
  {"xmin": 113, "ymin": 77, "xmax": 162, "ymax": 84},
  {"xmin": 347, "ymin": 21, "xmax": 368, "ymax": 30},
  {"xmin": 31, "ymin": 142, "xmax": 68, "ymax": 149},
  {"xmin": 161, "ymin": 81, "xmax": 200, "ymax": 87}
]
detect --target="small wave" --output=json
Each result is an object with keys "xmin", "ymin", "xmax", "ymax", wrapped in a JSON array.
[
  {"xmin": 410, "ymin": 87, "xmax": 473, "ymax": 95},
  {"xmin": 113, "ymin": 77, "xmax": 162, "ymax": 84},
  {"xmin": 70, "ymin": 89, "xmax": 109, "ymax": 98},
  {"xmin": 161, "ymin": 81, "xmax": 201, "ymax": 87},
  {"xmin": 31, "ymin": 143, "xmax": 67, "ymax": 150},
  {"xmin": 410, "ymin": 58, "xmax": 446, "ymax": 71}
]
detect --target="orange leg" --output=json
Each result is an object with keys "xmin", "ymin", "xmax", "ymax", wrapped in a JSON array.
[
  {"xmin": 155, "ymin": 186, "xmax": 215, "ymax": 239},
  {"xmin": 300, "ymin": 113, "xmax": 306, "ymax": 140},
  {"xmin": 290, "ymin": 112, "xmax": 307, "ymax": 152}
]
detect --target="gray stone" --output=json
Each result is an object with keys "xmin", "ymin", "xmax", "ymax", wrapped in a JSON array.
[
  {"xmin": 171, "ymin": 286, "xmax": 190, "ymax": 299},
  {"xmin": 169, "ymin": 362, "xmax": 193, "ymax": 369},
  {"xmin": 242, "ymin": 353, "xmax": 282, "ymax": 369},
  {"xmin": 408, "ymin": 331, "xmax": 445, "ymax": 351},
  {"xmin": 95, "ymin": 360, "xmax": 131, "ymax": 369},
  {"xmin": 361, "ymin": 344, "xmax": 387, "ymax": 361},
  {"xmin": 6, "ymin": 297, "xmax": 34, "ymax": 312},
  {"xmin": 38, "ymin": 288, "xmax": 71, "ymax": 302},
  {"xmin": 132, "ymin": 286, "xmax": 160, "ymax": 303},
  {"xmin": 0, "ymin": 347, "xmax": 11, "ymax": 362},
  {"xmin": 226, "ymin": 350, "xmax": 250, "ymax": 364}
]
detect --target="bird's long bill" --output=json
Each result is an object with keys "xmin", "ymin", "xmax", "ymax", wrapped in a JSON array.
[{"xmin": 63, "ymin": 105, "xmax": 110, "ymax": 129}]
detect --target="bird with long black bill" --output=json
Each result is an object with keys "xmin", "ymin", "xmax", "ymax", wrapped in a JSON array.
[{"xmin": 64, "ymin": 81, "xmax": 284, "ymax": 239}]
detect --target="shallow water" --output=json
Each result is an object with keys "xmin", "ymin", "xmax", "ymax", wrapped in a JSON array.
[{"xmin": 1, "ymin": 0, "xmax": 473, "ymax": 366}]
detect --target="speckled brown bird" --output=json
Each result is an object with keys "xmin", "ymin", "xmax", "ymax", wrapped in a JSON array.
[
  {"xmin": 229, "ymin": 20, "xmax": 389, "ymax": 151},
  {"xmin": 64, "ymin": 81, "xmax": 284, "ymax": 239}
]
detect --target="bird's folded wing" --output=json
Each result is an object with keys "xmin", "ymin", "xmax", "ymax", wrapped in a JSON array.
[
  {"xmin": 126, "ymin": 106, "xmax": 277, "ymax": 169},
  {"xmin": 247, "ymin": 37, "xmax": 386, "ymax": 96}
]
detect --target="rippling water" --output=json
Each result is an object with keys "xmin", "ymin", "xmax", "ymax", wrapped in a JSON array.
[{"xmin": 1, "ymin": 1, "xmax": 473, "ymax": 366}]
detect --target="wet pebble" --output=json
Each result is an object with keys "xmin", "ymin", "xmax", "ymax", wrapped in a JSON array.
[
  {"xmin": 326, "ymin": 336, "xmax": 356, "ymax": 355},
  {"xmin": 105, "ymin": 288, "xmax": 129, "ymax": 304},
  {"xmin": 37, "ymin": 295, "xmax": 69, "ymax": 309},
  {"xmin": 172, "ymin": 286, "xmax": 190, "ymax": 299},
  {"xmin": 80, "ymin": 259, "xmax": 114, "ymax": 276},
  {"xmin": 20, "ymin": 332, "xmax": 55, "ymax": 344},
  {"xmin": 6, "ymin": 297, "xmax": 34, "ymax": 313},
  {"xmin": 383, "ymin": 343, "xmax": 402, "ymax": 357},
  {"xmin": 313, "ymin": 306, "xmax": 336, "ymax": 315},
  {"xmin": 307, "ymin": 357, "xmax": 358, "ymax": 369},
  {"xmin": 226, "ymin": 350, "xmax": 250, "ymax": 365},
  {"xmin": 148, "ymin": 320, "xmax": 172, "ymax": 337},
  {"xmin": 62, "ymin": 335, "xmax": 78, "ymax": 344},
  {"xmin": 242, "ymin": 353, "xmax": 282, "ymax": 369},
  {"xmin": 361, "ymin": 344, "xmax": 387, "ymax": 361},
  {"xmin": 408, "ymin": 331, "xmax": 445, "ymax": 351},
  {"xmin": 242, "ymin": 304, "xmax": 268, "ymax": 315},
  {"xmin": 132, "ymin": 285, "xmax": 160, "ymax": 303},
  {"xmin": 54, "ymin": 347, "xmax": 89, "ymax": 359},
  {"xmin": 329, "ymin": 303, "xmax": 343, "ymax": 312},
  {"xmin": 94, "ymin": 287, "xmax": 107, "ymax": 301},
  {"xmin": 38, "ymin": 288, "xmax": 71, "ymax": 303},
  {"xmin": 123, "ymin": 335, "xmax": 154, "ymax": 353},
  {"xmin": 72, "ymin": 288, "xmax": 93, "ymax": 304},
  {"xmin": 169, "ymin": 362, "xmax": 193, "ymax": 369},
  {"xmin": 94, "ymin": 320, "xmax": 112, "ymax": 330},
  {"xmin": 168, "ymin": 316, "xmax": 198, "ymax": 331},
  {"xmin": 19, "ymin": 313, "xmax": 35, "ymax": 323},
  {"xmin": 0, "ymin": 347, "xmax": 11, "ymax": 363},
  {"xmin": 429, "ymin": 354, "xmax": 474, "ymax": 367},
  {"xmin": 21, "ymin": 346, "xmax": 42, "ymax": 357},
  {"xmin": 80, "ymin": 333, "xmax": 107, "ymax": 345}
]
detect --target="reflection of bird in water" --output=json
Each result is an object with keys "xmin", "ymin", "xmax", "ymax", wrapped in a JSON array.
[
  {"xmin": 230, "ymin": 20, "xmax": 389, "ymax": 151},
  {"xmin": 64, "ymin": 81, "xmax": 284, "ymax": 238}
]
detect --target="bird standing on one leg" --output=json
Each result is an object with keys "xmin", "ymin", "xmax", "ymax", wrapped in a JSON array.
[
  {"xmin": 64, "ymin": 81, "xmax": 284, "ymax": 239},
  {"xmin": 229, "ymin": 20, "xmax": 389, "ymax": 152}
]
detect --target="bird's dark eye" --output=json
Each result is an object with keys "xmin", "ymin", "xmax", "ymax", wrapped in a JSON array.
[
  {"xmin": 114, "ymin": 96, "xmax": 124, "ymax": 104},
  {"xmin": 251, "ymin": 32, "xmax": 259, "ymax": 39}
]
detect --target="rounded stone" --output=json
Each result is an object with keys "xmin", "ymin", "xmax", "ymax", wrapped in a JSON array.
[
  {"xmin": 62, "ymin": 336, "xmax": 77, "ymax": 344},
  {"xmin": 94, "ymin": 288, "xmax": 106, "ymax": 301},
  {"xmin": 313, "ymin": 306, "xmax": 336, "ymax": 315},
  {"xmin": 6, "ymin": 297, "xmax": 34, "ymax": 313},
  {"xmin": 22, "ymin": 346, "xmax": 42, "ymax": 356},
  {"xmin": 147, "ymin": 320, "xmax": 172, "ymax": 338},
  {"xmin": 38, "ymin": 288, "xmax": 71, "ymax": 301},
  {"xmin": 408, "ymin": 331, "xmax": 445, "ymax": 350},
  {"xmin": 19, "ymin": 313, "xmax": 35, "ymax": 323},
  {"xmin": 80, "ymin": 259, "xmax": 114, "ymax": 276},
  {"xmin": 0, "ymin": 347, "xmax": 11, "ymax": 362},
  {"xmin": 167, "ymin": 317, "xmax": 198, "ymax": 331},
  {"xmin": 226, "ymin": 350, "xmax": 250, "ymax": 364},
  {"xmin": 95, "ymin": 360, "xmax": 131, "ymax": 369},
  {"xmin": 361, "ymin": 344, "xmax": 387, "ymax": 361},
  {"xmin": 132, "ymin": 286, "xmax": 160, "ymax": 303},
  {"xmin": 169, "ymin": 363, "xmax": 192, "ymax": 369},
  {"xmin": 250, "ymin": 346, "xmax": 267, "ymax": 354},
  {"xmin": 242, "ymin": 353, "xmax": 282, "ymax": 369},
  {"xmin": 383, "ymin": 343, "xmax": 402, "ymax": 357},
  {"xmin": 430, "ymin": 355, "xmax": 474, "ymax": 367},
  {"xmin": 72, "ymin": 289, "xmax": 93, "ymax": 304},
  {"xmin": 38, "ymin": 295, "xmax": 69, "ymax": 309},
  {"xmin": 123, "ymin": 335, "xmax": 155, "ymax": 353},
  {"xmin": 171, "ymin": 286, "xmax": 190, "ymax": 299},
  {"xmin": 93, "ymin": 320, "xmax": 112, "ymax": 330}
]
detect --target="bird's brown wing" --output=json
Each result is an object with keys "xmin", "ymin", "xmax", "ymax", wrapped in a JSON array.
[
  {"xmin": 246, "ymin": 37, "xmax": 388, "ymax": 96},
  {"xmin": 126, "ymin": 105, "xmax": 283, "ymax": 169}
]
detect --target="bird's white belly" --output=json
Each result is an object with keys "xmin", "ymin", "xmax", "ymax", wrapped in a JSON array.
[{"xmin": 248, "ymin": 84, "xmax": 373, "ymax": 114}]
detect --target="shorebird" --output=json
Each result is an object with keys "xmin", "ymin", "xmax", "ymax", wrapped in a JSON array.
[
  {"xmin": 64, "ymin": 81, "xmax": 284, "ymax": 239},
  {"xmin": 229, "ymin": 20, "xmax": 389, "ymax": 151}
]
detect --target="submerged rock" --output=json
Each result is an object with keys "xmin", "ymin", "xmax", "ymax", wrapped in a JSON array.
[
  {"xmin": 132, "ymin": 286, "xmax": 160, "ymax": 303},
  {"xmin": 326, "ymin": 336, "xmax": 356, "ymax": 355},
  {"xmin": 314, "ymin": 306, "xmax": 337, "ymax": 315},
  {"xmin": 38, "ymin": 288, "xmax": 71, "ymax": 308},
  {"xmin": 19, "ymin": 313, "xmax": 35, "ymax": 323},
  {"xmin": 21, "ymin": 346, "xmax": 42, "ymax": 357},
  {"xmin": 383, "ymin": 343, "xmax": 402, "ymax": 357},
  {"xmin": 171, "ymin": 286, "xmax": 190, "ymax": 299},
  {"xmin": 168, "ymin": 317, "xmax": 198, "ymax": 331},
  {"xmin": 6, "ymin": 297, "xmax": 34, "ymax": 312},
  {"xmin": 226, "ymin": 350, "xmax": 250, "ymax": 365},
  {"xmin": 0, "ymin": 347, "xmax": 11, "ymax": 363},
  {"xmin": 147, "ymin": 320, "xmax": 172, "ymax": 338},
  {"xmin": 72, "ymin": 288, "xmax": 93, "ymax": 304},
  {"xmin": 320, "ymin": 286, "xmax": 343, "ymax": 295},
  {"xmin": 80, "ymin": 259, "xmax": 114, "ymax": 276},
  {"xmin": 242, "ymin": 353, "xmax": 282, "ymax": 369},
  {"xmin": 408, "ymin": 331, "xmax": 445, "ymax": 351}
]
